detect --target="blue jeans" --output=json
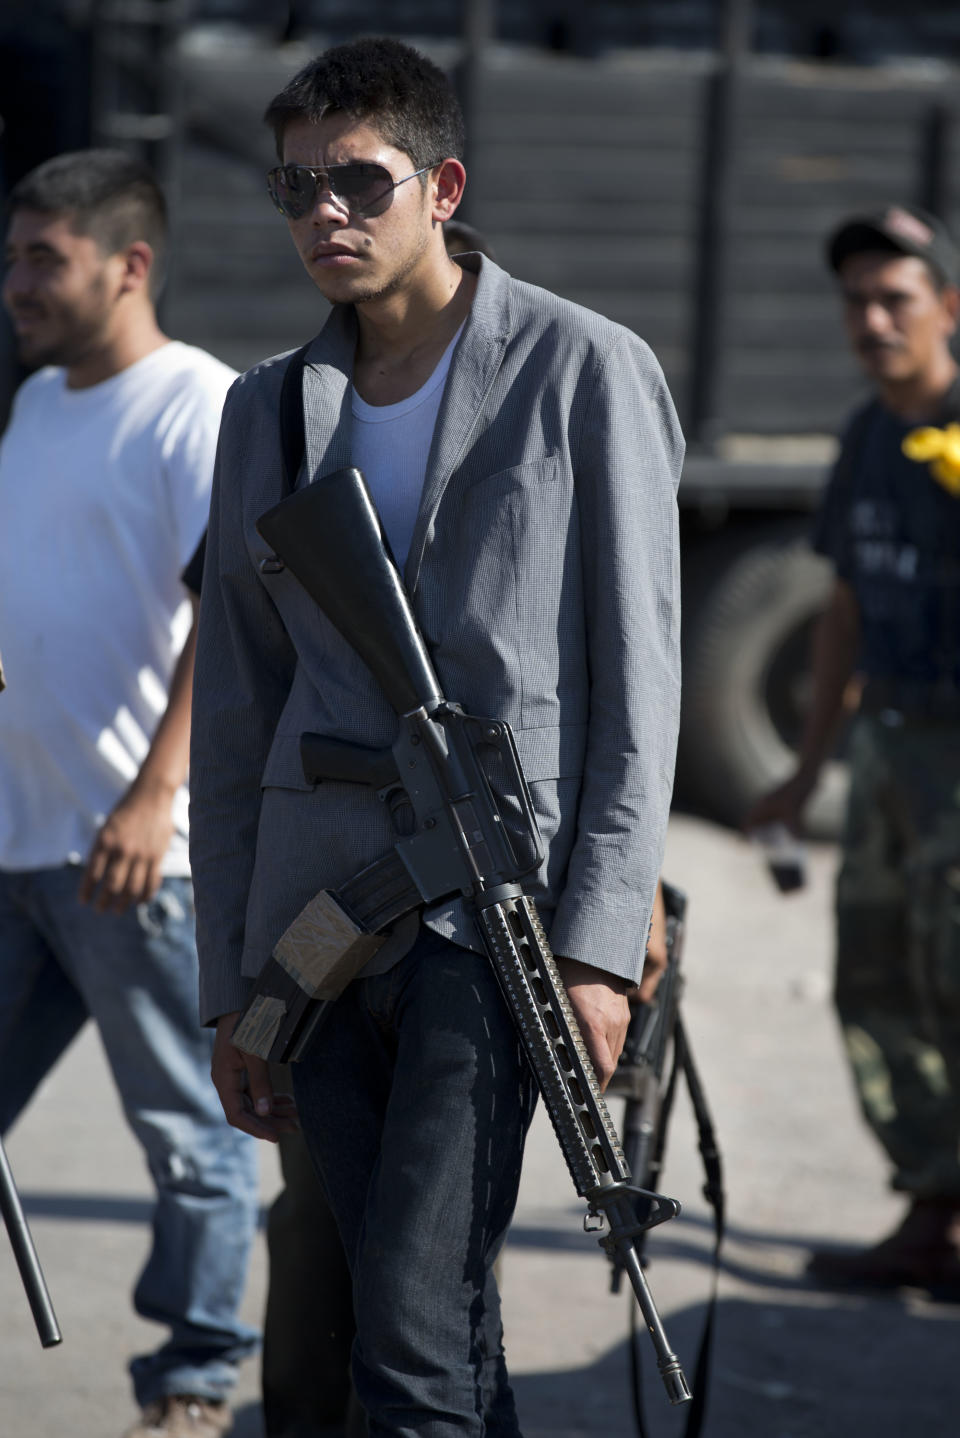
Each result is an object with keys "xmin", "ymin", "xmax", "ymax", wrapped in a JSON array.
[
  {"xmin": 0, "ymin": 866, "xmax": 260, "ymax": 1406},
  {"xmin": 293, "ymin": 926, "xmax": 538, "ymax": 1438}
]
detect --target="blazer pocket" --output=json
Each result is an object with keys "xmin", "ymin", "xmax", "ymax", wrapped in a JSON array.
[{"xmin": 459, "ymin": 452, "xmax": 559, "ymax": 498}]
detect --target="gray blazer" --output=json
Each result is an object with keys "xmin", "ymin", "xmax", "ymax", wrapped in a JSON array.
[{"xmin": 191, "ymin": 254, "xmax": 683, "ymax": 1025}]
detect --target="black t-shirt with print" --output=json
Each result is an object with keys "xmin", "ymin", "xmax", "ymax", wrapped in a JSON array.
[{"xmin": 812, "ymin": 383, "xmax": 960, "ymax": 690}]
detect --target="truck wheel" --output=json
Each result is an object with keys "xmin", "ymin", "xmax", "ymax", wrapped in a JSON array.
[{"xmin": 677, "ymin": 523, "xmax": 848, "ymax": 837}]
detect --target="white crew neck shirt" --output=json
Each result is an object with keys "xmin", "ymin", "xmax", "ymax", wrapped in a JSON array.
[
  {"xmin": 0, "ymin": 340, "xmax": 236, "ymax": 873},
  {"xmin": 351, "ymin": 324, "xmax": 464, "ymax": 569}
]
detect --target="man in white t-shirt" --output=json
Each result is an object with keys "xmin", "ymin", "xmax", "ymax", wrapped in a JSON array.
[{"xmin": 0, "ymin": 149, "xmax": 259, "ymax": 1438}]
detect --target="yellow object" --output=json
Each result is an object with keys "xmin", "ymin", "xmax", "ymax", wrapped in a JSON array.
[
  {"xmin": 941, "ymin": 423, "xmax": 960, "ymax": 468},
  {"xmin": 902, "ymin": 424, "xmax": 960, "ymax": 496},
  {"xmin": 930, "ymin": 457, "xmax": 960, "ymax": 495},
  {"xmin": 902, "ymin": 426, "xmax": 946, "ymax": 461}
]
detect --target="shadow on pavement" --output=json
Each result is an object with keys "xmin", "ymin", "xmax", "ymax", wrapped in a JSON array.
[
  {"xmin": 510, "ymin": 1291, "xmax": 960, "ymax": 1438},
  {"xmin": 510, "ymin": 1212, "xmax": 960, "ymax": 1301},
  {"xmin": 507, "ymin": 1216, "xmax": 810, "ymax": 1297},
  {"xmin": 18, "ymin": 1192, "xmax": 154, "ymax": 1223},
  {"xmin": 18, "ymin": 1190, "xmax": 270, "ymax": 1228},
  {"xmin": 191, "ymin": 1280, "xmax": 960, "ymax": 1438},
  {"xmin": 14, "ymin": 1195, "xmax": 959, "ymax": 1435},
  {"xmin": 509, "ymin": 1208, "xmax": 875, "ymax": 1255}
]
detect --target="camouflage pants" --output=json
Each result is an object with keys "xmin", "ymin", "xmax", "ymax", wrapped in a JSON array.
[{"xmin": 835, "ymin": 715, "xmax": 960, "ymax": 1198}]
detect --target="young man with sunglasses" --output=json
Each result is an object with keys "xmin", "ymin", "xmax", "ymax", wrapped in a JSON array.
[{"xmin": 191, "ymin": 37, "xmax": 683, "ymax": 1437}]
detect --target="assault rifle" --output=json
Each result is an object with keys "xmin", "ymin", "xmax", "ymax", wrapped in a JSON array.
[
  {"xmin": 608, "ymin": 884, "xmax": 724, "ymax": 1438},
  {"xmin": 607, "ymin": 882, "xmax": 687, "ymax": 1289},
  {"xmin": 232, "ymin": 466, "xmax": 690, "ymax": 1408}
]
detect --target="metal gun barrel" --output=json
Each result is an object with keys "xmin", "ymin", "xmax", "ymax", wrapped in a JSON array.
[
  {"xmin": 605, "ymin": 1189, "xmax": 691, "ymax": 1404},
  {"xmin": 0, "ymin": 1136, "xmax": 62, "ymax": 1348}
]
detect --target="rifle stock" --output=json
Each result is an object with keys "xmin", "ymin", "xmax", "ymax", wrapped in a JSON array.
[{"xmin": 257, "ymin": 467, "xmax": 441, "ymax": 715}]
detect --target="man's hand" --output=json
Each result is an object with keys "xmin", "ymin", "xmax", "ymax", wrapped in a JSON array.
[
  {"xmin": 80, "ymin": 595, "xmax": 202, "ymax": 915},
  {"xmin": 212, "ymin": 1012, "xmax": 300, "ymax": 1143},
  {"xmin": 743, "ymin": 579, "xmax": 861, "ymax": 839},
  {"xmin": 555, "ymin": 956, "xmax": 631, "ymax": 1091},
  {"xmin": 80, "ymin": 778, "xmax": 177, "ymax": 913},
  {"xmin": 741, "ymin": 769, "xmax": 817, "ymax": 838}
]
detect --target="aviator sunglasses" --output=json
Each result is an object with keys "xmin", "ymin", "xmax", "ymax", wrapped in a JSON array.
[{"xmin": 266, "ymin": 160, "xmax": 440, "ymax": 221}]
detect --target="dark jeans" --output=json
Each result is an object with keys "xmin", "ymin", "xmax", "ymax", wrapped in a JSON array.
[
  {"xmin": 263, "ymin": 1125, "xmax": 360, "ymax": 1438},
  {"xmin": 0, "ymin": 867, "xmax": 260, "ymax": 1404},
  {"xmin": 293, "ymin": 927, "xmax": 537, "ymax": 1438}
]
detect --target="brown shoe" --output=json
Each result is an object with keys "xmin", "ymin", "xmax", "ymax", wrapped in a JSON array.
[
  {"xmin": 807, "ymin": 1197, "xmax": 960, "ymax": 1293},
  {"xmin": 123, "ymin": 1395, "xmax": 232, "ymax": 1438}
]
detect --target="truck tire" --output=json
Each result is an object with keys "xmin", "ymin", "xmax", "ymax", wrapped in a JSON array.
[{"xmin": 677, "ymin": 522, "xmax": 848, "ymax": 838}]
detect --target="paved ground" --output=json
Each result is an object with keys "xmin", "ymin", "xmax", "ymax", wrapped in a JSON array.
[{"xmin": 2, "ymin": 813, "xmax": 957, "ymax": 1436}]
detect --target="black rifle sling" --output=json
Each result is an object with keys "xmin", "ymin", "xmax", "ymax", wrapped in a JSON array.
[
  {"xmin": 630, "ymin": 1016, "xmax": 724, "ymax": 1438},
  {"xmin": 279, "ymin": 342, "xmax": 313, "ymax": 494},
  {"xmin": 181, "ymin": 344, "xmax": 311, "ymax": 597}
]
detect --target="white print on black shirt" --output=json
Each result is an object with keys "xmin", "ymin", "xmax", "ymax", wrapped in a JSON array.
[{"xmin": 850, "ymin": 498, "xmax": 919, "ymax": 581}]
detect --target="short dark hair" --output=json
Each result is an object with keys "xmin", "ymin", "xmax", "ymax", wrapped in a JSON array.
[
  {"xmin": 443, "ymin": 219, "xmax": 496, "ymax": 261},
  {"xmin": 263, "ymin": 37, "xmax": 464, "ymax": 171},
  {"xmin": 7, "ymin": 149, "xmax": 168, "ymax": 295}
]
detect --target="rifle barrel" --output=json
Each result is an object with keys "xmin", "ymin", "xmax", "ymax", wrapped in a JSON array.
[{"xmin": 0, "ymin": 1136, "xmax": 62, "ymax": 1347}]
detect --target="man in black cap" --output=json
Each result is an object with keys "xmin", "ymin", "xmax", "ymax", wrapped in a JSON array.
[{"xmin": 746, "ymin": 204, "xmax": 960, "ymax": 1295}]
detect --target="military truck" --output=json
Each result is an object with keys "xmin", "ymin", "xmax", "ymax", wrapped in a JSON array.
[{"xmin": 5, "ymin": 3, "xmax": 958, "ymax": 830}]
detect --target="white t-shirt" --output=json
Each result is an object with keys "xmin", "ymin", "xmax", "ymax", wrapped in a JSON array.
[
  {"xmin": 351, "ymin": 325, "xmax": 462, "ymax": 569},
  {"xmin": 0, "ymin": 340, "xmax": 236, "ymax": 873}
]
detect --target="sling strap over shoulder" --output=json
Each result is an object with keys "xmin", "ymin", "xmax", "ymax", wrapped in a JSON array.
[{"xmin": 279, "ymin": 342, "xmax": 313, "ymax": 494}]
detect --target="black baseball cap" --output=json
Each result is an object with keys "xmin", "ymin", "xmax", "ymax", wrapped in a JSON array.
[{"xmin": 826, "ymin": 203, "xmax": 960, "ymax": 287}]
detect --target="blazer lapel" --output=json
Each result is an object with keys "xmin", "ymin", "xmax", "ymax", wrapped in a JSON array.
[
  {"xmin": 301, "ymin": 305, "xmax": 357, "ymax": 485},
  {"xmin": 405, "ymin": 255, "xmax": 512, "ymax": 593}
]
